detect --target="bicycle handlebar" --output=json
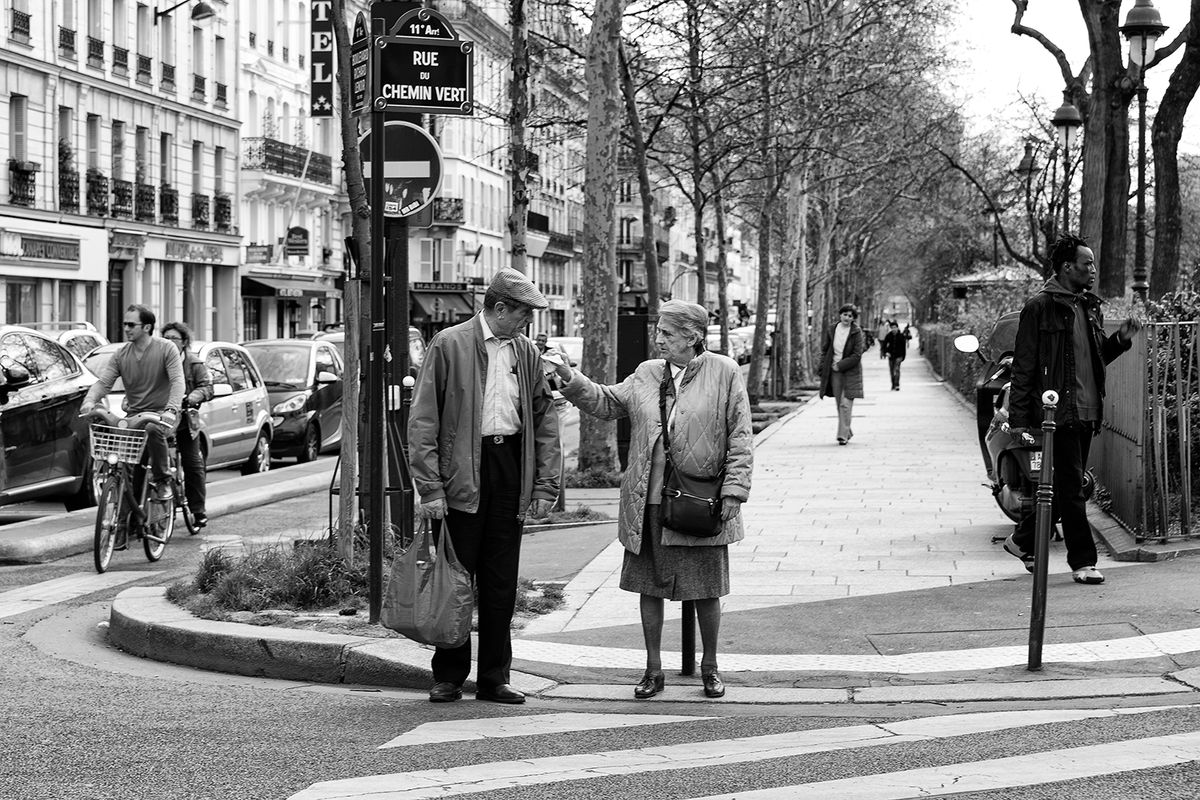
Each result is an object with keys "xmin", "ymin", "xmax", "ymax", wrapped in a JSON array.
[{"xmin": 83, "ymin": 407, "xmax": 167, "ymax": 430}]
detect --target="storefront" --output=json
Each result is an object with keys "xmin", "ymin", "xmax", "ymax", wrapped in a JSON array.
[
  {"xmin": 134, "ymin": 238, "xmax": 240, "ymax": 342},
  {"xmin": 241, "ymin": 271, "xmax": 338, "ymax": 340},
  {"xmin": 0, "ymin": 219, "xmax": 108, "ymax": 328},
  {"xmin": 409, "ymin": 281, "xmax": 476, "ymax": 341}
]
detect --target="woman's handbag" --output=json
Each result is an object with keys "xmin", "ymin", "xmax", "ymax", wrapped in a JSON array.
[
  {"xmin": 658, "ymin": 365, "xmax": 724, "ymax": 538},
  {"xmin": 380, "ymin": 518, "xmax": 474, "ymax": 648}
]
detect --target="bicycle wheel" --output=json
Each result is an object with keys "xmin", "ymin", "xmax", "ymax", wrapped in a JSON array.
[
  {"xmin": 142, "ymin": 494, "xmax": 176, "ymax": 562},
  {"xmin": 93, "ymin": 474, "xmax": 122, "ymax": 574},
  {"xmin": 175, "ymin": 468, "xmax": 198, "ymax": 536}
]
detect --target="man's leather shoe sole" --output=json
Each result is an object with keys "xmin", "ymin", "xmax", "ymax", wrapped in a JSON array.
[
  {"xmin": 476, "ymin": 684, "xmax": 526, "ymax": 704},
  {"xmin": 429, "ymin": 682, "xmax": 462, "ymax": 703}
]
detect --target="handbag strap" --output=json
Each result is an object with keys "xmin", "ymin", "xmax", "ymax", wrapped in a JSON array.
[{"xmin": 659, "ymin": 361, "xmax": 676, "ymax": 468}]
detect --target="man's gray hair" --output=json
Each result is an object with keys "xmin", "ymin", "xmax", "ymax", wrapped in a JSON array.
[{"xmin": 659, "ymin": 300, "xmax": 709, "ymax": 354}]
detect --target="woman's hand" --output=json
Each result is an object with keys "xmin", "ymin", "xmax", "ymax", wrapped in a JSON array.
[
  {"xmin": 542, "ymin": 350, "xmax": 573, "ymax": 384},
  {"xmin": 720, "ymin": 496, "xmax": 742, "ymax": 521}
]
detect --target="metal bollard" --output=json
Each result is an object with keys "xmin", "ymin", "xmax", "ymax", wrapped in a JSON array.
[{"xmin": 1027, "ymin": 389, "xmax": 1059, "ymax": 671}]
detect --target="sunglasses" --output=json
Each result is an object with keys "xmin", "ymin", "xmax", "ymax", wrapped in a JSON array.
[{"xmin": 122, "ymin": 322, "xmax": 145, "ymax": 328}]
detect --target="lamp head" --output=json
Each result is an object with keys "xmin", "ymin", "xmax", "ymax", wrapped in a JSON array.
[
  {"xmin": 1120, "ymin": 0, "xmax": 1168, "ymax": 65},
  {"xmin": 1051, "ymin": 100, "xmax": 1082, "ymax": 150}
]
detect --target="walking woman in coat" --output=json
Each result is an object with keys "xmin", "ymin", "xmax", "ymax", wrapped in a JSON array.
[
  {"xmin": 547, "ymin": 301, "xmax": 753, "ymax": 699},
  {"xmin": 818, "ymin": 303, "xmax": 865, "ymax": 445}
]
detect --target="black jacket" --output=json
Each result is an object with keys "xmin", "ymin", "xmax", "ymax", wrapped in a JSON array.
[
  {"xmin": 1008, "ymin": 280, "xmax": 1131, "ymax": 430},
  {"xmin": 881, "ymin": 330, "xmax": 907, "ymax": 360}
]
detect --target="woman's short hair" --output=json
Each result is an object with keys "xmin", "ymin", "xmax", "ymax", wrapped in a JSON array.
[
  {"xmin": 161, "ymin": 321, "xmax": 193, "ymax": 347},
  {"xmin": 659, "ymin": 300, "xmax": 709, "ymax": 354},
  {"xmin": 838, "ymin": 303, "xmax": 858, "ymax": 318}
]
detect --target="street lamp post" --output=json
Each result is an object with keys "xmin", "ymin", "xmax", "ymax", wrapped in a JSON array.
[
  {"xmin": 1121, "ymin": 0, "xmax": 1168, "ymax": 302},
  {"xmin": 1051, "ymin": 97, "xmax": 1082, "ymax": 235},
  {"xmin": 154, "ymin": 0, "xmax": 216, "ymax": 23}
]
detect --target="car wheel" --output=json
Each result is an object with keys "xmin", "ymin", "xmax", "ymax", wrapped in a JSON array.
[
  {"xmin": 298, "ymin": 423, "xmax": 320, "ymax": 463},
  {"xmin": 241, "ymin": 431, "xmax": 271, "ymax": 475}
]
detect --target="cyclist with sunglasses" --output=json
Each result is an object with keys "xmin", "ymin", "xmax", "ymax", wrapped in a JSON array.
[{"xmin": 81, "ymin": 304, "xmax": 185, "ymax": 500}]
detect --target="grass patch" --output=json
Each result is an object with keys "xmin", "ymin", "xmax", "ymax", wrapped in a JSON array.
[
  {"xmin": 529, "ymin": 504, "xmax": 610, "ymax": 525},
  {"xmin": 564, "ymin": 466, "xmax": 622, "ymax": 488}
]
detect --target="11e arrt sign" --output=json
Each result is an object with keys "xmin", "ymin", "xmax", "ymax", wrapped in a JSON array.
[{"xmin": 376, "ymin": 38, "xmax": 473, "ymax": 115}]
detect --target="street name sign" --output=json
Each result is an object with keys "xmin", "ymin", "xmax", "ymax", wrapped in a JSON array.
[
  {"xmin": 371, "ymin": 8, "xmax": 473, "ymax": 116},
  {"xmin": 350, "ymin": 12, "xmax": 370, "ymax": 116}
]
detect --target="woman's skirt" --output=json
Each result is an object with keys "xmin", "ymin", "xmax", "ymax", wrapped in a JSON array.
[{"xmin": 620, "ymin": 507, "xmax": 730, "ymax": 601}]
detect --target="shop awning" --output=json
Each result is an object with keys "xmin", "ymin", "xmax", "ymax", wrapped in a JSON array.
[
  {"xmin": 242, "ymin": 276, "xmax": 327, "ymax": 299},
  {"xmin": 411, "ymin": 291, "xmax": 474, "ymax": 318}
]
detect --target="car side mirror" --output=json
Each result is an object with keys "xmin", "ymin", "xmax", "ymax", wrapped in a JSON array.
[
  {"xmin": 212, "ymin": 383, "xmax": 234, "ymax": 398},
  {"xmin": 316, "ymin": 371, "xmax": 339, "ymax": 384},
  {"xmin": 0, "ymin": 355, "xmax": 31, "ymax": 390}
]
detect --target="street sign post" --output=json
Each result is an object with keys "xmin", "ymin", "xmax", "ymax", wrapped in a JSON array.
[{"xmin": 358, "ymin": 120, "xmax": 443, "ymax": 218}]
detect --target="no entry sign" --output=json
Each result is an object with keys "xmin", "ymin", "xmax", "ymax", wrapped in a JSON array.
[{"xmin": 358, "ymin": 120, "xmax": 443, "ymax": 218}]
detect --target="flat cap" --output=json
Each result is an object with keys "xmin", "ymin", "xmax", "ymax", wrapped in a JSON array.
[{"xmin": 489, "ymin": 268, "xmax": 548, "ymax": 309}]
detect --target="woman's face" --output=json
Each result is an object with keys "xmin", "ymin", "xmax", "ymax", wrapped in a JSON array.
[{"xmin": 656, "ymin": 321, "xmax": 697, "ymax": 366}]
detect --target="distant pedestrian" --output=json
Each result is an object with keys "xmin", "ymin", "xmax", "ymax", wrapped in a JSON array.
[
  {"xmin": 548, "ymin": 300, "xmax": 753, "ymax": 700},
  {"xmin": 534, "ymin": 331, "xmax": 562, "ymax": 391},
  {"xmin": 1003, "ymin": 234, "xmax": 1140, "ymax": 586},
  {"xmin": 818, "ymin": 304, "xmax": 865, "ymax": 445},
  {"xmin": 876, "ymin": 319, "xmax": 889, "ymax": 358},
  {"xmin": 408, "ymin": 268, "xmax": 562, "ymax": 705},
  {"xmin": 881, "ymin": 321, "xmax": 907, "ymax": 391}
]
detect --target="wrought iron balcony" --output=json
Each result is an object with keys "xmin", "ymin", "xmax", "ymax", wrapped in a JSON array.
[
  {"xmin": 215, "ymin": 82, "xmax": 227, "ymax": 106},
  {"xmin": 192, "ymin": 74, "xmax": 205, "ymax": 101},
  {"xmin": 192, "ymin": 193, "xmax": 210, "ymax": 230},
  {"xmin": 214, "ymin": 193, "xmax": 232, "ymax": 232},
  {"xmin": 86, "ymin": 36, "xmax": 104, "ymax": 68},
  {"xmin": 161, "ymin": 62, "xmax": 175, "ymax": 91},
  {"xmin": 86, "ymin": 169, "xmax": 109, "ymax": 216},
  {"xmin": 112, "ymin": 46, "xmax": 128, "ymax": 74},
  {"xmin": 8, "ymin": 160, "xmax": 37, "ymax": 207},
  {"xmin": 135, "ymin": 182, "xmax": 155, "ymax": 221},
  {"xmin": 11, "ymin": 9, "xmax": 31, "ymax": 40},
  {"xmin": 160, "ymin": 185, "xmax": 179, "ymax": 224},
  {"xmin": 548, "ymin": 230, "xmax": 575, "ymax": 254},
  {"xmin": 59, "ymin": 170, "xmax": 79, "ymax": 213},
  {"xmin": 111, "ymin": 179, "xmax": 133, "ymax": 218},
  {"xmin": 58, "ymin": 26, "xmax": 76, "ymax": 56},
  {"xmin": 432, "ymin": 197, "xmax": 464, "ymax": 225},
  {"xmin": 242, "ymin": 137, "xmax": 332, "ymax": 185},
  {"xmin": 136, "ymin": 53, "xmax": 151, "ymax": 82}
]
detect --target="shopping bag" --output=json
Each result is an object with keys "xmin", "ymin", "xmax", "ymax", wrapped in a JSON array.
[{"xmin": 380, "ymin": 518, "xmax": 474, "ymax": 648}]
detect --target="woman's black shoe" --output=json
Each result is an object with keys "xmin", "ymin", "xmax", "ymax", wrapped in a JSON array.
[
  {"xmin": 634, "ymin": 671, "xmax": 665, "ymax": 699},
  {"xmin": 702, "ymin": 670, "xmax": 725, "ymax": 698}
]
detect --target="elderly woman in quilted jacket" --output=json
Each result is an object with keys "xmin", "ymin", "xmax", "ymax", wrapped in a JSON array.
[{"xmin": 548, "ymin": 300, "xmax": 753, "ymax": 700}]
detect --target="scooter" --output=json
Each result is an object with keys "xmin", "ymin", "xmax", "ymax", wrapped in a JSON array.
[{"xmin": 954, "ymin": 319, "xmax": 1093, "ymax": 528}]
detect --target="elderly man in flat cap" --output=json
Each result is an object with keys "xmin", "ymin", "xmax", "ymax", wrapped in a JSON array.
[{"xmin": 408, "ymin": 267, "xmax": 562, "ymax": 705}]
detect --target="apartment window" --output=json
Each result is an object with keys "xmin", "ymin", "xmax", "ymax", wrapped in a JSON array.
[
  {"xmin": 160, "ymin": 132, "xmax": 173, "ymax": 184},
  {"xmin": 6, "ymin": 281, "xmax": 37, "ymax": 324},
  {"xmin": 214, "ymin": 35, "xmax": 225, "ymax": 82},
  {"xmin": 58, "ymin": 281, "xmax": 76, "ymax": 322},
  {"xmin": 58, "ymin": 107, "xmax": 74, "ymax": 163},
  {"xmin": 214, "ymin": 146, "xmax": 225, "ymax": 193},
  {"xmin": 111, "ymin": 121, "xmax": 125, "ymax": 179},
  {"xmin": 112, "ymin": 0, "xmax": 127, "ymax": 45},
  {"xmin": 135, "ymin": 126, "xmax": 148, "ymax": 182},
  {"xmin": 192, "ymin": 26, "xmax": 203, "ymax": 72},
  {"xmin": 191, "ymin": 140, "xmax": 202, "ymax": 193},
  {"xmin": 10, "ymin": 95, "xmax": 28, "ymax": 161},
  {"xmin": 159, "ymin": 14, "xmax": 173, "ymax": 64},
  {"xmin": 86, "ymin": 114, "xmax": 101, "ymax": 169},
  {"xmin": 135, "ymin": 3, "xmax": 149, "ymax": 52}
]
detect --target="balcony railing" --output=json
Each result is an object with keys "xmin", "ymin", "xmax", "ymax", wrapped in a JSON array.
[
  {"xmin": 59, "ymin": 170, "xmax": 80, "ymax": 213},
  {"xmin": 111, "ymin": 178, "xmax": 133, "ymax": 218},
  {"xmin": 161, "ymin": 62, "xmax": 175, "ymax": 91},
  {"xmin": 86, "ymin": 169, "xmax": 109, "ymax": 216},
  {"xmin": 548, "ymin": 230, "xmax": 576, "ymax": 254},
  {"xmin": 86, "ymin": 36, "xmax": 104, "ymax": 68},
  {"xmin": 215, "ymin": 82, "xmax": 227, "ymax": 106},
  {"xmin": 112, "ymin": 46, "xmax": 128, "ymax": 74},
  {"xmin": 214, "ymin": 193, "xmax": 232, "ymax": 232},
  {"xmin": 192, "ymin": 74, "xmax": 205, "ymax": 101},
  {"xmin": 192, "ymin": 193, "xmax": 210, "ymax": 229},
  {"xmin": 136, "ymin": 53, "xmax": 151, "ymax": 82},
  {"xmin": 58, "ymin": 26, "xmax": 76, "ymax": 56},
  {"xmin": 242, "ymin": 137, "xmax": 332, "ymax": 185},
  {"xmin": 11, "ymin": 8, "xmax": 31, "ymax": 40},
  {"xmin": 160, "ymin": 185, "xmax": 179, "ymax": 224},
  {"xmin": 8, "ymin": 160, "xmax": 37, "ymax": 207},
  {"xmin": 135, "ymin": 182, "xmax": 155, "ymax": 221},
  {"xmin": 432, "ymin": 197, "xmax": 465, "ymax": 225}
]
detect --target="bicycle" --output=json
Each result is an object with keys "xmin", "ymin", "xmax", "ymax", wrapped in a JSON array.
[{"xmin": 87, "ymin": 408, "xmax": 180, "ymax": 573}]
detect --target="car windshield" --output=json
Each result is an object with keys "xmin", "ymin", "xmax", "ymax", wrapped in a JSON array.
[{"xmin": 246, "ymin": 344, "xmax": 312, "ymax": 389}]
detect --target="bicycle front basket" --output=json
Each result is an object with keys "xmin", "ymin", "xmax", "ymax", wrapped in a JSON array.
[{"xmin": 90, "ymin": 423, "xmax": 149, "ymax": 464}]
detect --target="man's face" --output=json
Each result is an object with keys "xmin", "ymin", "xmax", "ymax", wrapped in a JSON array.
[
  {"xmin": 123, "ymin": 312, "xmax": 151, "ymax": 343},
  {"xmin": 1060, "ymin": 246, "xmax": 1096, "ymax": 293},
  {"xmin": 535, "ymin": 333, "xmax": 548, "ymax": 350},
  {"xmin": 492, "ymin": 301, "xmax": 535, "ymax": 339}
]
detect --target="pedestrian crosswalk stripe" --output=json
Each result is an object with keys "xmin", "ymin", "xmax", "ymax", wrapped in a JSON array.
[
  {"xmin": 0, "ymin": 572, "xmax": 144, "ymax": 620},
  {"xmin": 288, "ymin": 705, "xmax": 1183, "ymax": 799},
  {"xmin": 381, "ymin": 712, "xmax": 715, "ymax": 748},
  {"xmin": 686, "ymin": 730, "xmax": 1200, "ymax": 799}
]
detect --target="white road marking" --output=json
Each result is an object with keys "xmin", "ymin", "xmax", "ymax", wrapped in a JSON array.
[
  {"xmin": 380, "ymin": 712, "xmax": 715, "ymax": 748},
  {"xmin": 288, "ymin": 706, "xmax": 1183, "ymax": 799},
  {"xmin": 512, "ymin": 625, "xmax": 1200, "ymax": 673},
  {"xmin": 0, "ymin": 572, "xmax": 144, "ymax": 619},
  {"xmin": 688, "ymin": 731, "xmax": 1200, "ymax": 799}
]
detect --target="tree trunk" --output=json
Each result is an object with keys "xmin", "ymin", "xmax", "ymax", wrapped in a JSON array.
[
  {"xmin": 745, "ymin": 0, "xmax": 775, "ymax": 407},
  {"xmin": 1150, "ymin": 0, "xmax": 1200, "ymax": 298},
  {"xmin": 618, "ymin": 42, "xmax": 661, "ymax": 316},
  {"xmin": 714, "ymin": 183, "xmax": 729, "ymax": 350},
  {"xmin": 507, "ymin": 0, "xmax": 530, "ymax": 274},
  {"xmin": 686, "ymin": 0, "xmax": 706, "ymax": 307},
  {"xmin": 577, "ymin": 0, "xmax": 624, "ymax": 474}
]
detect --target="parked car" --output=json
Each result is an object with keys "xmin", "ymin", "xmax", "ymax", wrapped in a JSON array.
[
  {"xmin": 242, "ymin": 338, "xmax": 345, "ymax": 462},
  {"xmin": 707, "ymin": 325, "xmax": 751, "ymax": 363},
  {"xmin": 21, "ymin": 321, "xmax": 108, "ymax": 361},
  {"xmin": 83, "ymin": 340, "xmax": 274, "ymax": 474},
  {"xmin": 315, "ymin": 327, "xmax": 426, "ymax": 373},
  {"xmin": 0, "ymin": 325, "xmax": 98, "ymax": 510}
]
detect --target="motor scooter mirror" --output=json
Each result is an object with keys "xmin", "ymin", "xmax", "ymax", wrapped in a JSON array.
[{"xmin": 953, "ymin": 334, "xmax": 980, "ymax": 354}]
